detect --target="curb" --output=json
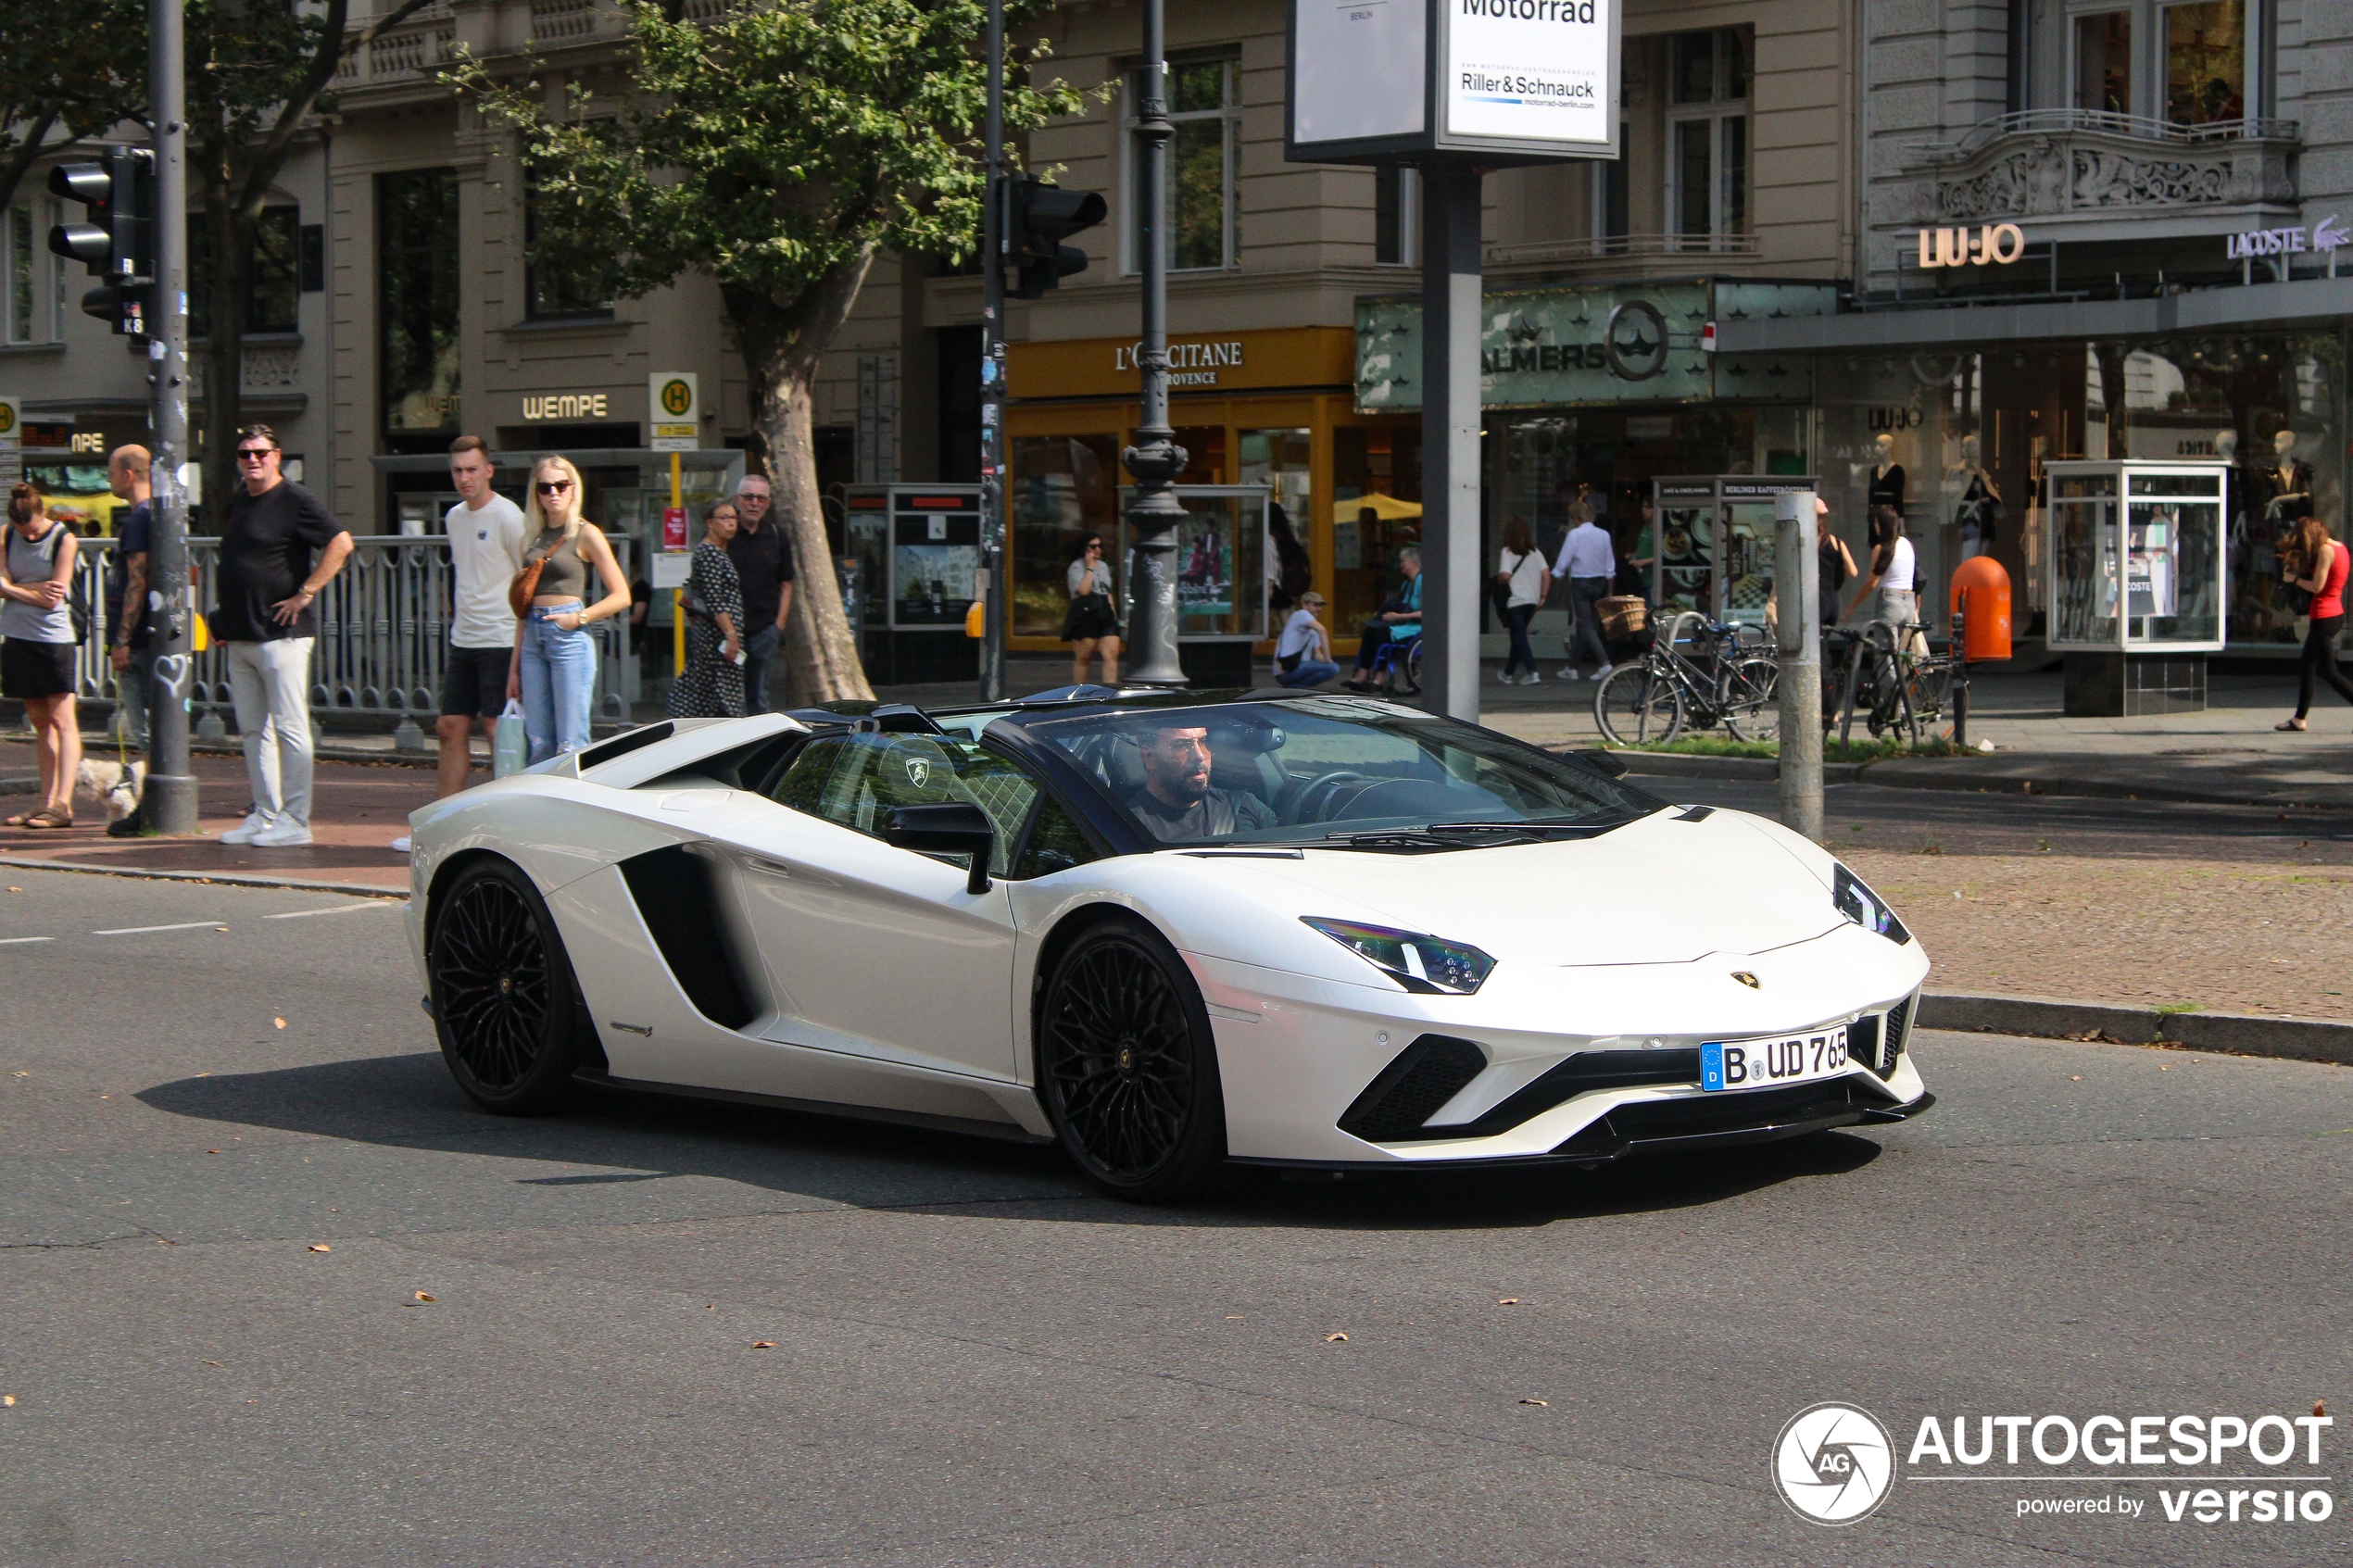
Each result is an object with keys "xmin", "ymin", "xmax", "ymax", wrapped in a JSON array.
[
  {"xmin": 1603, "ymin": 752, "xmax": 1869, "ymax": 785},
  {"xmin": 0, "ymin": 853, "xmax": 409, "ymax": 900},
  {"xmin": 1859, "ymin": 767, "xmax": 2353, "ymax": 812},
  {"xmin": 1919, "ymin": 990, "xmax": 2353, "ymax": 1066}
]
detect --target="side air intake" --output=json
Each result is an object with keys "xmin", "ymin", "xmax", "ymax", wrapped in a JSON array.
[
  {"xmin": 1339, "ymin": 1035, "xmax": 1488, "ymax": 1143},
  {"xmin": 618, "ymin": 845, "xmax": 758, "ymax": 1030}
]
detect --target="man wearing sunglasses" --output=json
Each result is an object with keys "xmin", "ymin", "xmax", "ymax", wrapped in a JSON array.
[{"xmin": 212, "ymin": 424, "xmax": 354, "ymax": 847}]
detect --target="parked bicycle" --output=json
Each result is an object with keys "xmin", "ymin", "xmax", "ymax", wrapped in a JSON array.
[
  {"xmin": 1594, "ymin": 611, "xmax": 1779, "ymax": 746},
  {"xmin": 1831, "ymin": 620, "xmax": 1955, "ymax": 746}
]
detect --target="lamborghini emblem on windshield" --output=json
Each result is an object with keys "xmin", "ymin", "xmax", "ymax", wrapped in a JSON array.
[
  {"xmin": 903, "ymin": 757, "xmax": 931, "ymax": 788},
  {"xmin": 1731, "ymin": 972, "xmax": 1761, "ymax": 989}
]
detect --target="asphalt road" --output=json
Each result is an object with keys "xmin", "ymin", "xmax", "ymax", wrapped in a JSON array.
[{"xmin": 3, "ymin": 867, "xmax": 2349, "ymax": 1567}]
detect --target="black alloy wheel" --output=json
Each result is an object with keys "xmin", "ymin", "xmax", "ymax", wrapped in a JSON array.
[
  {"xmin": 428, "ymin": 858, "xmax": 585, "ymax": 1114},
  {"xmin": 1037, "ymin": 918, "xmax": 1227, "ymax": 1202}
]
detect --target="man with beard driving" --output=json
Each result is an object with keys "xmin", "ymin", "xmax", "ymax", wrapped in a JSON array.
[{"xmin": 1126, "ymin": 722, "xmax": 1277, "ymax": 842}]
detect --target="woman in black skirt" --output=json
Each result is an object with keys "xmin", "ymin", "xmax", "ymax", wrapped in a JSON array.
[
  {"xmin": 1062, "ymin": 533, "xmax": 1122, "ymax": 684},
  {"xmin": 667, "ymin": 500, "xmax": 746, "ymax": 718}
]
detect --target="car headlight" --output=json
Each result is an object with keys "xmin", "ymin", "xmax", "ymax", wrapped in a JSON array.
[
  {"xmin": 1302, "ymin": 918, "xmax": 1495, "ymax": 995},
  {"xmin": 1834, "ymin": 864, "xmax": 1911, "ymax": 945}
]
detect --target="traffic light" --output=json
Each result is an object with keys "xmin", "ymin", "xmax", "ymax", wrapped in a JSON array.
[
  {"xmin": 49, "ymin": 148, "xmax": 155, "ymax": 335},
  {"xmin": 1003, "ymin": 174, "xmax": 1105, "ymax": 299}
]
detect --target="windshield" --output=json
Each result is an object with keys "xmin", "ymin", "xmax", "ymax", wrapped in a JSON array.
[{"xmin": 1015, "ymin": 697, "xmax": 1657, "ymax": 848}]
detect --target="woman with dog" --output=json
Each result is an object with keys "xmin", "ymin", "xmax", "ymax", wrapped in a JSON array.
[{"xmin": 0, "ymin": 483, "xmax": 82, "ymax": 829}]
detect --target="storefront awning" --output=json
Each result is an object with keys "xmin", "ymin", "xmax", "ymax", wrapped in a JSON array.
[{"xmin": 1715, "ymin": 274, "xmax": 2353, "ymax": 355}]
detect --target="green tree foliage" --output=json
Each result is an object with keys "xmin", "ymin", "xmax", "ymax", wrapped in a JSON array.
[
  {"xmin": 450, "ymin": 0, "xmax": 1085, "ymax": 702},
  {"xmin": 0, "ymin": 3, "xmax": 148, "ymax": 214},
  {"xmin": 187, "ymin": 0, "xmax": 437, "ymax": 523}
]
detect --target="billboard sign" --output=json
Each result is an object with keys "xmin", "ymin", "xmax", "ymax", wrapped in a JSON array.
[{"xmin": 1287, "ymin": 0, "xmax": 1619, "ymax": 165}]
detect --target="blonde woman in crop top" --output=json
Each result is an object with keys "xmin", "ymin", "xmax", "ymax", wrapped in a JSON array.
[{"xmin": 509, "ymin": 456, "xmax": 631, "ymax": 763}]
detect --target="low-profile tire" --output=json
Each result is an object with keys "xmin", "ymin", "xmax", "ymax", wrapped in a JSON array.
[
  {"xmin": 427, "ymin": 857, "xmax": 585, "ymax": 1115},
  {"xmin": 1036, "ymin": 916, "xmax": 1227, "ymax": 1203}
]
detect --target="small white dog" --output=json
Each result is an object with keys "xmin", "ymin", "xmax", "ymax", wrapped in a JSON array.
[{"xmin": 76, "ymin": 758, "xmax": 146, "ymax": 823}]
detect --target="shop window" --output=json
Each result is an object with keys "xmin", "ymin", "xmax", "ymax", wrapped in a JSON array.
[
  {"xmin": 1173, "ymin": 425, "xmax": 1226, "ymax": 486},
  {"xmin": 2074, "ymin": 12, "xmax": 2133, "ymax": 115},
  {"xmin": 525, "ymin": 169, "xmax": 614, "ymax": 321},
  {"xmin": 4, "ymin": 204, "xmax": 29, "ymax": 345},
  {"xmin": 1011, "ymin": 433, "xmax": 1121, "ymax": 638},
  {"xmin": 1240, "ymin": 428, "xmax": 1314, "ymax": 608},
  {"xmin": 1125, "ymin": 56, "xmax": 1239, "ymax": 273},
  {"xmin": 1332, "ymin": 426, "xmax": 1422, "ymax": 635},
  {"xmin": 189, "ymin": 207, "xmax": 300, "ymax": 338},
  {"xmin": 2165, "ymin": 1, "xmax": 2245, "ymax": 125},
  {"xmin": 1664, "ymin": 28, "xmax": 1748, "ymax": 249},
  {"xmin": 378, "ymin": 169, "xmax": 460, "ymax": 435},
  {"xmin": 1374, "ymin": 167, "xmax": 1416, "ymax": 266}
]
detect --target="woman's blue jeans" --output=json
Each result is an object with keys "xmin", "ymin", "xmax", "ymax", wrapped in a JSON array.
[{"xmin": 520, "ymin": 606, "xmax": 598, "ymax": 764}]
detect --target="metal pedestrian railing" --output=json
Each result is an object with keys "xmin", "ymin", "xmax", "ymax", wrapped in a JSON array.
[{"xmin": 62, "ymin": 535, "xmax": 637, "ymax": 732}]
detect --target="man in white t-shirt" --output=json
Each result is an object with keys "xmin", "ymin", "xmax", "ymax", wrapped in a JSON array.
[
  {"xmin": 434, "ymin": 434, "xmax": 527, "ymax": 798},
  {"xmin": 1273, "ymin": 591, "xmax": 1338, "ymax": 688},
  {"xmin": 1553, "ymin": 505, "xmax": 1617, "ymax": 680}
]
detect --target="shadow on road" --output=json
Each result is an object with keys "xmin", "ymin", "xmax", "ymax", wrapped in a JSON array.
[{"xmin": 137, "ymin": 1050, "xmax": 1881, "ymax": 1230}]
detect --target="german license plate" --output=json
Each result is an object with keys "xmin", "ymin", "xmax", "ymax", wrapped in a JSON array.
[{"xmin": 1700, "ymin": 1026, "xmax": 1849, "ymax": 1092}]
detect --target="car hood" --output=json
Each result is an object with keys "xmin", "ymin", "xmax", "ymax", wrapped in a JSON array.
[{"xmin": 1197, "ymin": 808, "xmax": 1844, "ymax": 965}]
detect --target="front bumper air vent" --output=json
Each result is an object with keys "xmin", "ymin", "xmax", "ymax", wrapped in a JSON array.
[{"xmin": 1339, "ymin": 1035, "xmax": 1488, "ymax": 1143}]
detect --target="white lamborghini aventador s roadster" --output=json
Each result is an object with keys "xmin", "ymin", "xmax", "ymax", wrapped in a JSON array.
[{"xmin": 407, "ymin": 689, "xmax": 1931, "ymax": 1200}]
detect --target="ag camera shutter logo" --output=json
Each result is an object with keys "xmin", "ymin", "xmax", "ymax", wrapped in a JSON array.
[{"xmin": 1774, "ymin": 1402, "xmax": 1896, "ymax": 1525}]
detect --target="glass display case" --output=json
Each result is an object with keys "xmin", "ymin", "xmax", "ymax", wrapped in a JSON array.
[
  {"xmin": 1113, "ymin": 486, "xmax": 1271, "ymax": 684},
  {"xmin": 1649, "ymin": 476, "xmax": 1818, "ymax": 626},
  {"xmin": 2044, "ymin": 460, "xmax": 2228, "ymax": 714}
]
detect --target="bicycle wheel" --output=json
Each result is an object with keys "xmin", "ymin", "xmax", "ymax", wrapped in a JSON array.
[
  {"xmin": 1867, "ymin": 653, "xmax": 1920, "ymax": 746},
  {"xmin": 1595, "ymin": 662, "xmax": 1685, "ymax": 746},
  {"xmin": 1721, "ymin": 658, "xmax": 1781, "ymax": 742}
]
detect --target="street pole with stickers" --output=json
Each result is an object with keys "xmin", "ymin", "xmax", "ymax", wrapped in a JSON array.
[{"xmin": 143, "ymin": 0, "xmax": 198, "ymax": 835}]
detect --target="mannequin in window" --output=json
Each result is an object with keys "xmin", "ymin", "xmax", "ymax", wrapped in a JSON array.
[
  {"xmin": 2267, "ymin": 429, "xmax": 2315, "ymax": 526},
  {"xmin": 1951, "ymin": 433, "xmax": 2001, "ymax": 560},
  {"xmin": 1867, "ymin": 432, "xmax": 1906, "ymax": 513}
]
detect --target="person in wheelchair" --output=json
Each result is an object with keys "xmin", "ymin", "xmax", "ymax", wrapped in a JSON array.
[
  {"xmin": 1344, "ymin": 546, "xmax": 1422, "ymax": 693},
  {"xmin": 1124, "ymin": 722, "xmax": 1277, "ymax": 843}
]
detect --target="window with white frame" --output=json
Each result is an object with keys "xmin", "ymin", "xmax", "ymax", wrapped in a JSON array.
[
  {"xmin": 5, "ymin": 205, "xmax": 31, "ymax": 345},
  {"xmin": 1374, "ymin": 166, "xmax": 1416, "ymax": 266},
  {"xmin": 1665, "ymin": 28, "xmax": 1749, "ymax": 248},
  {"xmin": 1124, "ymin": 55, "xmax": 1239, "ymax": 273}
]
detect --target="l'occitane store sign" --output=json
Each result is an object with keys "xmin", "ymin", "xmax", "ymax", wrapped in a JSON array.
[{"xmin": 1008, "ymin": 326, "xmax": 1354, "ymax": 400}]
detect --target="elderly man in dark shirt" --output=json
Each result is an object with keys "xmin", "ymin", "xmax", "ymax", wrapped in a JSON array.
[
  {"xmin": 1125, "ymin": 723, "xmax": 1277, "ymax": 842},
  {"xmin": 724, "ymin": 473, "xmax": 796, "ymax": 713}
]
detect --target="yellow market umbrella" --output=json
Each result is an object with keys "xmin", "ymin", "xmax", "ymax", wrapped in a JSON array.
[{"xmin": 1333, "ymin": 492, "xmax": 1423, "ymax": 524}]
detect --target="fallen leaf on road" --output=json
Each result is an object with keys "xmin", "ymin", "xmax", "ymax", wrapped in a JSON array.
[
  {"xmin": 413, "ymin": 1292, "xmax": 435, "ymax": 1303},
  {"xmin": 3, "ymin": 1396, "xmax": 14, "ymax": 1406},
  {"xmin": 1519, "ymin": 1398, "xmax": 1548, "ymax": 1406},
  {"xmin": 202, "ymin": 1361, "xmax": 222, "ymax": 1367},
  {"xmin": 750, "ymin": 1341, "xmax": 775, "ymax": 1349},
  {"xmin": 1226, "ymin": 1315, "xmax": 1244, "ymax": 1321},
  {"xmin": 1325, "ymin": 1332, "xmax": 1349, "ymax": 1343},
  {"xmin": 272, "ymin": 1018, "xmax": 286, "ymax": 1030},
  {"xmin": 2070, "ymin": 1076, "xmax": 2081, "ymax": 1081},
  {"xmin": 308, "ymin": 1244, "xmax": 331, "ymax": 1252},
  {"xmin": 206, "ymin": 1149, "xmax": 220, "ymax": 1155},
  {"xmin": 1498, "ymin": 1298, "xmax": 1520, "ymax": 1305},
  {"xmin": 6, "ymin": 886, "xmax": 19, "ymax": 892},
  {"xmin": 2159, "ymin": 1065, "xmax": 2169, "ymax": 1072},
  {"xmin": 2317, "ymin": 1400, "xmax": 2329, "ymax": 1418}
]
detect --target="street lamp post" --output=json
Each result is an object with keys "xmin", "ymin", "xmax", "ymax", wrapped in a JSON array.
[
  {"xmin": 977, "ymin": 0, "xmax": 1008, "ymax": 703},
  {"xmin": 1120, "ymin": 0, "xmax": 1187, "ymax": 688}
]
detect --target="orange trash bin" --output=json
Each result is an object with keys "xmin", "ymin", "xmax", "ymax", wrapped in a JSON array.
[{"xmin": 1950, "ymin": 557, "xmax": 2012, "ymax": 662}]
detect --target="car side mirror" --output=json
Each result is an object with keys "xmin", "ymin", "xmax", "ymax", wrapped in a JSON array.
[{"xmin": 882, "ymin": 802, "xmax": 995, "ymax": 895}]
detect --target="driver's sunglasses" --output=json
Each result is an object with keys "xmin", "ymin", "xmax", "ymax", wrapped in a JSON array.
[{"xmin": 535, "ymin": 480, "xmax": 574, "ymax": 495}]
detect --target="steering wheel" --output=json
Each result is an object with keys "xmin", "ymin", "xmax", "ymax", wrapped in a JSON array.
[{"xmin": 1286, "ymin": 771, "xmax": 1370, "ymax": 826}]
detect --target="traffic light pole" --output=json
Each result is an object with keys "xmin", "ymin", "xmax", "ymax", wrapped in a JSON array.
[
  {"xmin": 1120, "ymin": 0, "xmax": 1187, "ymax": 688},
  {"xmin": 975, "ymin": 0, "xmax": 1008, "ymax": 704},
  {"xmin": 144, "ymin": 0, "xmax": 197, "ymax": 834}
]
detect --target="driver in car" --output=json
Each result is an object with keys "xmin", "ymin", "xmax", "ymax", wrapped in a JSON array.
[{"xmin": 1127, "ymin": 723, "xmax": 1277, "ymax": 843}]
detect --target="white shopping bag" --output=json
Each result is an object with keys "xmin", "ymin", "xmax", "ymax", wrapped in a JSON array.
[{"xmin": 493, "ymin": 699, "xmax": 527, "ymax": 778}]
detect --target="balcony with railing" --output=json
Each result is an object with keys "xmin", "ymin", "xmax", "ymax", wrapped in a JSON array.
[{"xmin": 1896, "ymin": 109, "xmax": 2300, "ymax": 235}]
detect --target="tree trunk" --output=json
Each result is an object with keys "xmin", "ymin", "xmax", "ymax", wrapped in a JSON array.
[
  {"xmin": 198, "ymin": 166, "xmax": 249, "ymax": 535},
  {"xmin": 728, "ymin": 253, "xmax": 879, "ymax": 706}
]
